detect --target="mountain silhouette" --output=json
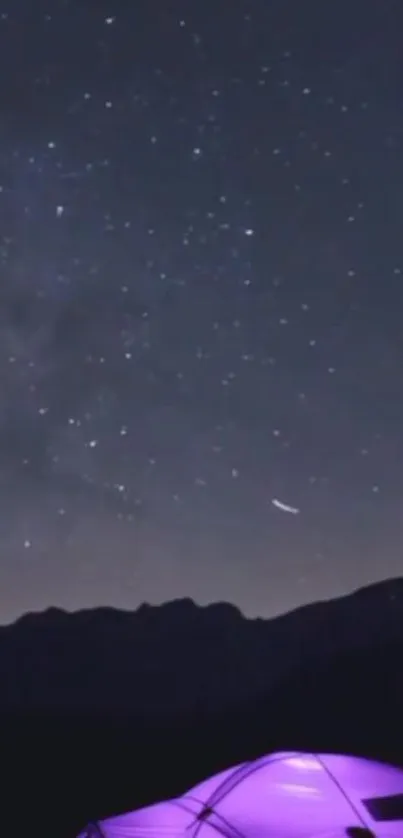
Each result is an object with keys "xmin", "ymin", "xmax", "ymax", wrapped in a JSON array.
[{"xmin": 1, "ymin": 577, "xmax": 403, "ymax": 713}]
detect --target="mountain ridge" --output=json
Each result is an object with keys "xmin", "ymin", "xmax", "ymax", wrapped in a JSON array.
[
  {"xmin": 7, "ymin": 573, "xmax": 403, "ymax": 628},
  {"xmin": 0, "ymin": 576, "xmax": 402, "ymax": 714}
]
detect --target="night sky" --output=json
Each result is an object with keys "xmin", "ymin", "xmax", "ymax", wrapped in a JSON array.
[{"xmin": 1, "ymin": 0, "xmax": 403, "ymax": 623}]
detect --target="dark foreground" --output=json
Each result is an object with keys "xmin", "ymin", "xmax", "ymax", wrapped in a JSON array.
[{"xmin": 4, "ymin": 635, "xmax": 403, "ymax": 838}]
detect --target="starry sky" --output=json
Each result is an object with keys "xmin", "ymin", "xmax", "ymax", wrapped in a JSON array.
[{"xmin": 1, "ymin": 0, "xmax": 403, "ymax": 624}]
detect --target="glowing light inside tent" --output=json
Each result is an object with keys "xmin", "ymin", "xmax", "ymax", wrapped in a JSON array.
[{"xmin": 78, "ymin": 752, "xmax": 403, "ymax": 838}]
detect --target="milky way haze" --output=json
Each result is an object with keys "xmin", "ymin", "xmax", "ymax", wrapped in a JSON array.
[{"xmin": 1, "ymin": 0, "xmax": 403, "ymax": 623}]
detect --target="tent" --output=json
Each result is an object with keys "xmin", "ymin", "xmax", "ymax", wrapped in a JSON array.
[{"xmin": 78, "ymin": 751, "xmax": 403, "ymax": 838}]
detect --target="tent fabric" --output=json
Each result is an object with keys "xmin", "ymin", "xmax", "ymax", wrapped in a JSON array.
[{"xmin": 78, "ymin": 751, "xmax": 403, "ymax": 838}]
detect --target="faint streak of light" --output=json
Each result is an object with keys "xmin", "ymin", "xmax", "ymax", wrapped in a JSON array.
[{"xmin": 271, "ymin": 498, "xmax": 300, "ymax": 515}]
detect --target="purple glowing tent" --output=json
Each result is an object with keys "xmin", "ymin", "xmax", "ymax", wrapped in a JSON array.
[{"xmin": 78, "ymin": 751, "xmax": 403, "ymax": 838}]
